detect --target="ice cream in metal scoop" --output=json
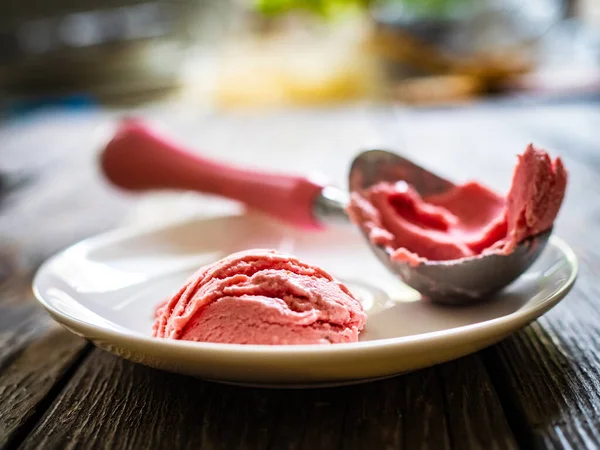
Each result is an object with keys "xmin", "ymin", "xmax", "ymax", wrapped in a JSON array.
[
  {"xmin": 346, "ymin": 150, "xmax": 557, "ymax": 304},
  {"xmin": 100, "ymin": 119, "xmax": 562, "ymax": 305}
]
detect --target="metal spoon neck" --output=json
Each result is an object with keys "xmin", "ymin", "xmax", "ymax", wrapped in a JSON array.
[{"xmin": 313, "ymin": 186, "xmax": 350, "ymax": 225}]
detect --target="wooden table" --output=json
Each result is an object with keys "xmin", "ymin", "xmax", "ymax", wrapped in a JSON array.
[{"xmin": 1, "ymin": 97, "xmax": 599, "ymax": 449}]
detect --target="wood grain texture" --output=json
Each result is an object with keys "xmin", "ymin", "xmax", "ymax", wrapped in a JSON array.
[
  {"xmin": 0, "ymin": 251, "xmax": 90, "ymax": 450},
  {"xmin": 0, "ymin": 326, "xmax": 88, "ymax": 449},
  {"xmin": 481, "ymin": 263, "xmax": 600, "ymax": 449},
  {"xmin": 438, "ymin": 357, "xmax": 517, "ymax": 450},
  {"xmin": 21, "ymin": 347, "xmax": 513, "ymax": 450},
  {"xmin": 0, "ymin": 114, "xmax": 131, "ymax": 448}
]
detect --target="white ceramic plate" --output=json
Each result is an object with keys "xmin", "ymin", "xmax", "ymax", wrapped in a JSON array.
[{"xmin": 33, "ymin": 213, "xmax": 577, "ymax": 387}]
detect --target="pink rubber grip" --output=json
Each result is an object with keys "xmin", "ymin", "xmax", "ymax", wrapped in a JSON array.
[{"xmin": 100, "ymin": 119, "xmax": 325, "ymax": 229}]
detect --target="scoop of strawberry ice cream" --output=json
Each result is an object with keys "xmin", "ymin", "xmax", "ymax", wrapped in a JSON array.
[
  {"xmin": 153, "ymin": 249, "xmax": 366, "ymax": 345},
  {"xmin": 347, "ymin": 144, "xmax": 567, "ymax": 265}
]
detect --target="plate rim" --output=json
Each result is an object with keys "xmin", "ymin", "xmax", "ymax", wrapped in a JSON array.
[{"xmin": 32, "ymin": 215, "xmax": 579, "ymax": 357}]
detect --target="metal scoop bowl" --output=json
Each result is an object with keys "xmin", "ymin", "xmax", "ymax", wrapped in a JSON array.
[
  {"xmin": 348, "ymin": 150, "xmax": 551, "ymax": 304},
  {"xmin": 100, "ymin": 119, "xmax": 550, "ymax": 305}
]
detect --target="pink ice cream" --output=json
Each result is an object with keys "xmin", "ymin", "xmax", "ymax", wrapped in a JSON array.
[
  {"xmin": 348, "ymin": 145, "xmax": 567, "ymax": 265},
  {"xmin": 153, "ymin": 249, "xmax": 366, "ymax": 345}
]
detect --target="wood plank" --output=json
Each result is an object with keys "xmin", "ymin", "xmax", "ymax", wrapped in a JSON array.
[
  {"xmin": 0, "ymin": 251, "xmax": 91, "ymax": 450},
  {"xmin": 483, "ymin": 296, "xmax": 600, "ymax": 449},
  {"xmin": 19, "ymin": 347, "xmax": 515, "ymax": 449},
  {"xmin": 18, "ymin": 349, "xmax": 216, "ymax": 450},
  {"xmin": 340, "ymin": 376, "xmax": 405, "ymax": 450},
  {"xmin": 0, "ymin": 304, "xmax": 45, "ymax": 371},
  {"xmin": 438, "ymin": 357, "xmax": 517, "ymax": 450},
  {"xmin": 0, "ymin": 113, "xmax": 132, "ymax": 448},
  {"xmin": 0, "ymin": 326, "xmax": 88, "ymax": 449},
  {"xmin": 402, "ymin": 368, "xmax": 452, "ymax": 450},
  {"xmin": 20, "ymin": 349, "xmax": 279, "ymax": 450},
  {"xmin": 16, "ymin": 349, "xmax": 369, "ymax": 449}
]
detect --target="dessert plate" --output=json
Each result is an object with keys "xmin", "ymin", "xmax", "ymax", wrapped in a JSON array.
[{"xmin": 33, "ymin": 213, "xmax": 577, "ymax": 387}]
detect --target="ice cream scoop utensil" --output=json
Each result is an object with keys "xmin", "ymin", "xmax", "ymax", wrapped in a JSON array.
[{"xmin": 100, "ymin": 120, "xmax": 550, "ymax": 304}]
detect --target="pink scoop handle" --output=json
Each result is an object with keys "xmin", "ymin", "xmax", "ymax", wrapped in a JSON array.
[{"xmin": 100, "ymin": 119, "xmax": 325, "ymax": 229}]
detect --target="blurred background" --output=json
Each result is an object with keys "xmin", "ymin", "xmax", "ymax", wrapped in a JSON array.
[{"xmin": 1, "ymin": 0, "xmax": 599, "ymax": 113}]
